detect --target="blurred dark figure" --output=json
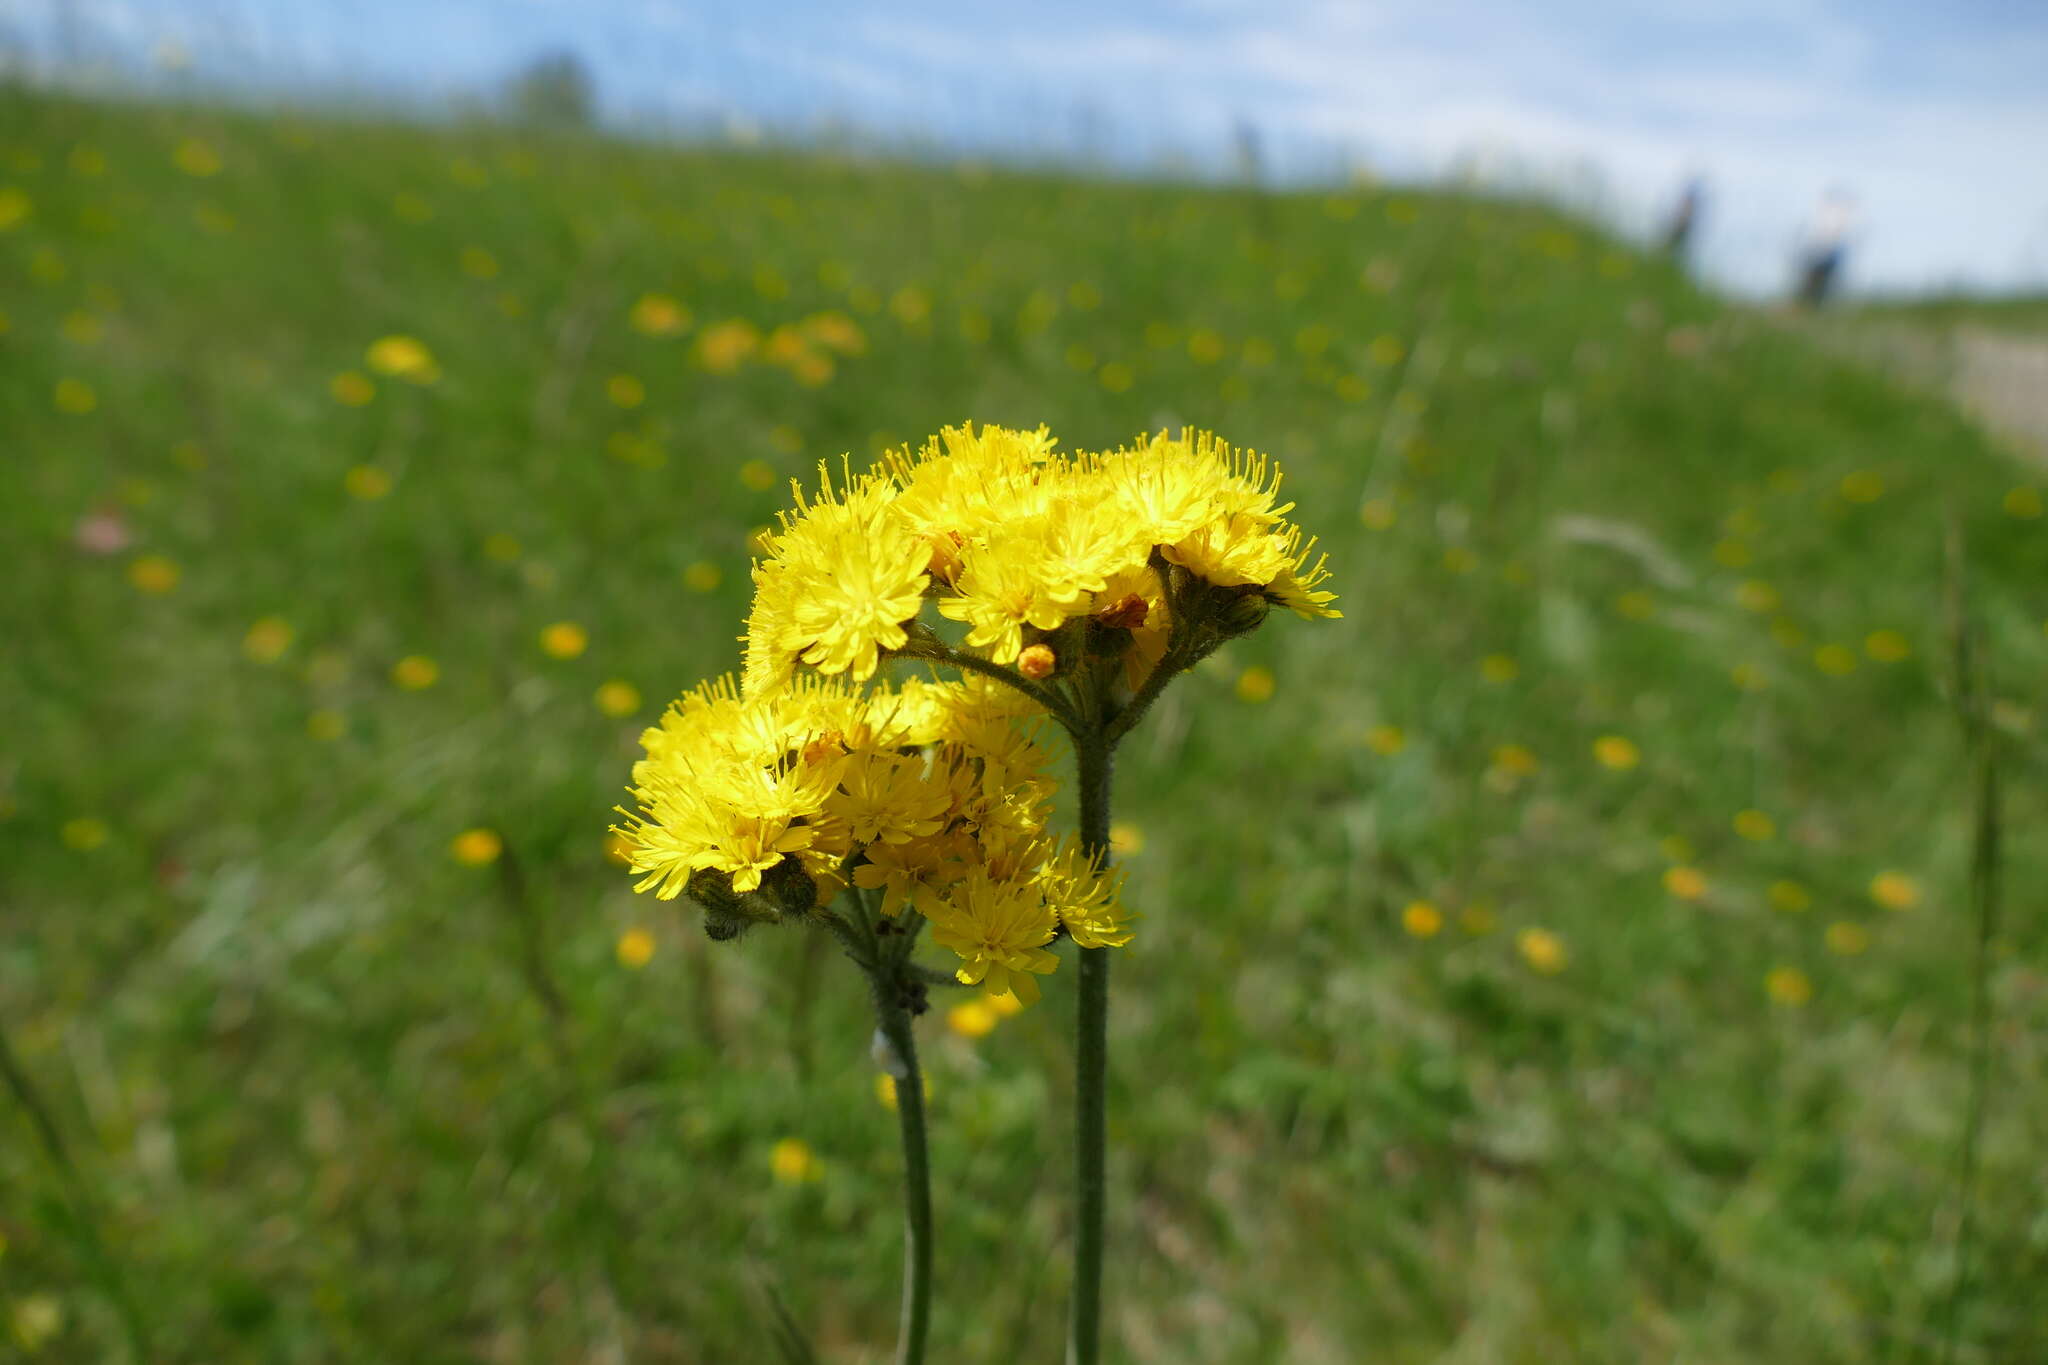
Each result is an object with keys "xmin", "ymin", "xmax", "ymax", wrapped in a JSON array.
[
  {"xmin": 1232, "ymin": 118, "xmax": 1264, "ymax": 185},
  {"xmin": 1661, "ymin": 176, "xmax": 1705, "ymax": 261},
  {"xmin": 1794, "ymin": 188, "xmax": 1857, "ymax": 307},
  {"xmin": 508, "ymin": 50, "xmax": 596, "ymax": 128}
]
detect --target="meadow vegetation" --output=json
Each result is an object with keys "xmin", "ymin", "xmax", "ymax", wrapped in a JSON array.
[{"xmin": 3, "ymin": 85, "xmax": 2045, "ymax": 1362}]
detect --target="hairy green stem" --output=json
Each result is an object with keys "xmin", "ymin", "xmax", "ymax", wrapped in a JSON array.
[
  {"xmin": 891, "ymin": 633, "xmax": 1080, "ymax": 729},
  {"xmin": 874, "ymin": 990, "xmax": 933, "ymax": 1365},
  {"xmin": 840, "ymin": 886, "xmax": 934, "ymax": 1365},
  {"xmin": 1068, "ymin": 733, "xmax": 1115, "ymax": 1365}
]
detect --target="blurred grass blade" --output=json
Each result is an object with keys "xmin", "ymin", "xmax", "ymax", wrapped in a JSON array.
[
  {"xmin": 0, "ymin": 1020, "xmax": 151, "ymax": 1359},
  {"xmin": 1935, "ymin": 515, "xmax": 2003, "ymax": 1365},
  {"xmin": 753, "ymin": 1274, "xmax": 820, "ymax": 1365}
]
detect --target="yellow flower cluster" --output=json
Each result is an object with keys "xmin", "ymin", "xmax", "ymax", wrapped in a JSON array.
[
  {"xmin": 743, "ymin": 424, "xmax": 1339, "ymax": 695},
  {"xmin": 616, "ymin": 672, "xmax": 1128, "ymax": 1002},
  {"xmin": 616, "ymin": 422, "xmax": 1335, "ymax": 1003}
]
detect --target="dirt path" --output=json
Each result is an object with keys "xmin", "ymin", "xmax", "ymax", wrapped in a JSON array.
[{"xmin": 1812, "ymin": 318, "xmax": 2048, "ymax": 468}]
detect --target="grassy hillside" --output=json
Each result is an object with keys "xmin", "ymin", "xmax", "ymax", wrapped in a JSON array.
[{"xmin": 3, "ymin": 86, "xmax": 2045, "ymax": 1363}]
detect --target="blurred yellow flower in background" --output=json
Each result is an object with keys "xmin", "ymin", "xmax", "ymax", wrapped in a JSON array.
[
  {"xmin": 61, "ymin": 817, "xmax": 109, "ymax": 851},
  {"xmin": 1825, "ymin": 921, "xmax": 1870, "ymax": 955},
  {"xmin": 630, "ymin": 293, "xmax": 691, "ymax": 337},
  {"xmin": 1768, "ymin": 880, "xmax": 1812, "ymax": 913},
  {"xmin": 1864, "ymin": 629, "xmax": 1910, "ymax": 663},
  {"xmin": 606, "ymin": 373, "xmax": 645, "ymax": 408},
  {"xmin": 1813, "ymin": 644, "xmax": 1857, "ymax": 676},
  {"xmin": 947, "ymin": 1000, "xmax": 999, "ymax": 1039},
  {"xmin": 683, "ymin": 560, "xmax": 722, "ymax": 592},
  {"xmin": 1480, "ymin": 653, "xmax": 1519, "ymax": 683},
  {"xmin": 539, "ymin": 622, "xmax": 588, "ymax": 659},
  {"xmin": 450, "ymin": 828, "xmax": 502, "ymax": 866},
  {"xmin": 738, "ymin": 459, "xmax": 777, "ymax": 491},
  {"xmin": 1402, "ymin": 900, "xmax": 1443, "ymax": 937},
  {"xmin": 54, "ymin": 378, "xmax": 97, "ymax": 414},
  {"xmin": 616, "ymin": 927, "xmax": 655, "ymax": 968},
  {"xmin": 391, "ymin": 655, "xmax": 439, "ymax": 690},
  {"xmin": 344, "ymin": 465, "xmax": 393, "ymax": 500},
  {"xmin": 1460, "ymin": 904, "xmax": 1498, "ymax": 935},
  {"xmin": 1663, "ymin": 866, "xmax": 1707, "ymax": 901},
  {"xmin": 1869, "ymin": 871, "xmax": 1920, "ymax": 911},
  {"xmin": 330, "ymin": 370, "xmax": 375, "ymax": 406},
  {"xmin": 1517, "ymin": 927, "xmax": 1567, "ymax": 974},
  {"xmin": 365, "ymin": 335, "xmax": 437, "ymax": 382},
  {"xmin": 595, "ymin": 680, "xmax": 641, "ymax": 717},
  {"xmin": 696, "ymin": 319, "xmax": 760, "ymax": 372},
  {"xmin": 1235, "ymin": 666, "xmax": 1275, "ymax": 703},
  {"xmin": 1593, "ymin": 735, "xmax": 1639, "ymax": 770},
  {"xmin": 127, "ymin": 554, "xmax": 179, "ymax": 594},
  {"xmin": 1735, "ymin": 579, "xmax": 1779, "ymax": 613},
  {"xmin": 874, "ymin": 1074, "xmax": 935, "ymax": 1110},
  {"xmin": 1359, "ymin": 497, "xmax": 1396, "ymax": 530},
  {"xmin": 306, "ymin": 709, "xmax": 347, "ymax": 742},
  {"xmin": 9, "ymin": 1293, "xmax": 64, "ymax": 1352},
  {"xmin": 1367, "ymin": 724, "xmax": 1407, "ymax": 755},
  {"xmin": 1108, "ymin": 822, "xmax": 1144, "ymax": 856},
  {"xmin": 1732, "ymin": 809, "xmax": 1776, "ymax": 842},
  {"xmin": 242, "ymin": 617, "xmax": 293, "ymax": 663},
  {"xmin": 770, "ymin": 1137, "xmax": 822, "ymax": 1184},
  {"xmin": 2002, "ymin": 486, "xmax": 2042, "ymax": 519},
  {"xmin": 173, "ymin": 137, "xmax": 221, "ymax": 176},
  {"xmin": 1765, "ymin": 966, "xmax": 1812, "ymax": 1006},
  {"xmin": 1614, "ymin": 590, "xmax": 1655, "ymax": 621},
  {"xmin": 457, "ymin": 246, "xmax": 498, "ymax": 279}
]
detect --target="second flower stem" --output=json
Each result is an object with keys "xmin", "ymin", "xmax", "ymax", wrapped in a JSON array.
[{"xmin": 1068, "ymin": 733, "xmax": 1115, "ymax": 1365}]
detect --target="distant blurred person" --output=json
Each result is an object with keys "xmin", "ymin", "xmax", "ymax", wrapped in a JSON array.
[
  {"xmin": 1232, "ymin": 118, "xmax": 1264, "ymax": 186},
  {"xmin": 1795, "ymin": 188, "xmax": 1858, "ymax": 307},
  {"xmin": 1661, "ymin": 176, "xmax": 1705, "ymax": 262}
]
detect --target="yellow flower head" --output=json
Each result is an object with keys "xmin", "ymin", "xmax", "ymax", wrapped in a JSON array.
[
  {"xmin": 756, "ymin": 466, "xmax": 930, "ymax": 684},
  {"xmin": 1037, "ymin": 842, "xmax": 1131, "ymax": 949},
  {"xmin": 924, "ymin": 871, "xmax": 1060, "ymax": 1005}
]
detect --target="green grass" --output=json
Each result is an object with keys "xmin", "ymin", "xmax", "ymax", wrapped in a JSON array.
[
  {"xmin": 4, "ymin": 85, "xmax": 2047, "ymax": 1363},
  {"xmin": 1850, "ymin": 292, "xmax": 2048, "ymax": 334}
]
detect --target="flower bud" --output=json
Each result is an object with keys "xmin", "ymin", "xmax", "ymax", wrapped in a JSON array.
[
  {"xmin": 1018, "ymin": 644, "xmax": 1056, "ymax": 680},
  {"xmin": 688, "ymin": 865, "xmax": 795, "ymax": 942},
  {"xmin": 1218, "ymin": 591, "xmax": 1271, "ymax": 636},
  {"xmin": 760, "ymin": 856, "xmax": 819, "ymax": 917}
]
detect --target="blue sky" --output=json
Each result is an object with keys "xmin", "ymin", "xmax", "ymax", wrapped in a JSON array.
[{"xmin": 10, "ymin": 0, "xmax": 2047, "ymax": 296}]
